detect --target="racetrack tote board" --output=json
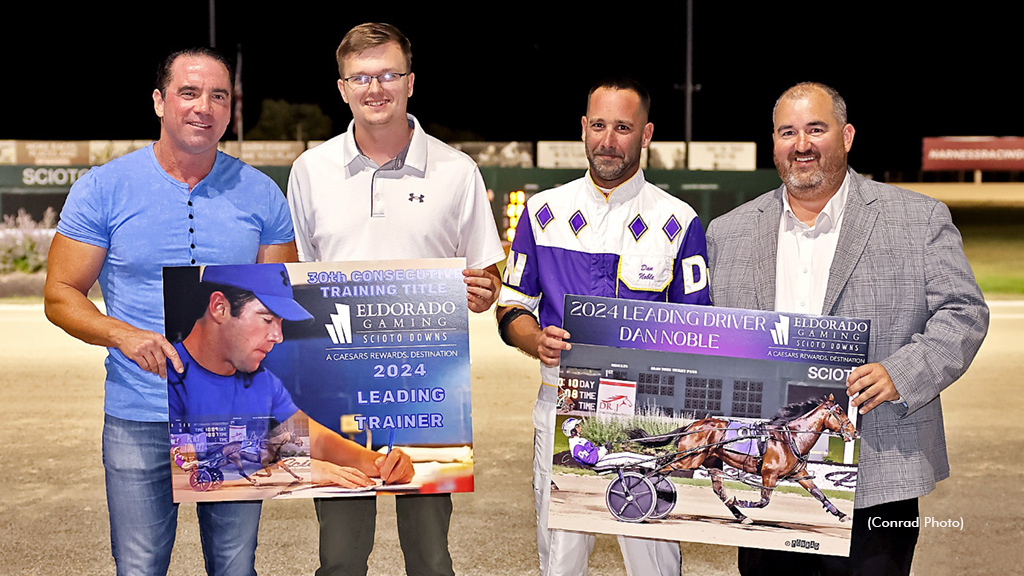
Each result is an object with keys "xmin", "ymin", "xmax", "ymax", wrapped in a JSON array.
[{"xmin": 550, "ymin": 294, "xmax": 869, "ymax": 556}]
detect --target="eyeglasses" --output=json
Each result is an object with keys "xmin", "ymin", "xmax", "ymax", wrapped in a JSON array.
[{"xmin": 341, "ymin": 72, "xmax": 411, "ymax": 88}]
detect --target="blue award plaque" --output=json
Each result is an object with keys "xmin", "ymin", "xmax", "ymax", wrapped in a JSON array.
[{"xmin": 164, "ymin": 259, "xmax": 473, "ymax": 502}]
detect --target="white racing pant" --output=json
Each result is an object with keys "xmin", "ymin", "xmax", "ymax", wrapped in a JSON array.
[{"xmin": 533, "ymin": 378, "xmax": 681, "ymax": 576}]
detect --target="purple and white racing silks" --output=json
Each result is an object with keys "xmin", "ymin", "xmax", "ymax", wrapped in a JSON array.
[{"xmin": 499, "ymin": 170, "xmax": 711, "ymax": 330}]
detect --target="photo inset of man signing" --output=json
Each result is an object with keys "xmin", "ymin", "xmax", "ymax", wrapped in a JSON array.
[{"xmin": 167, "ymin": 263, "xmax": 414, "ymax": 500}]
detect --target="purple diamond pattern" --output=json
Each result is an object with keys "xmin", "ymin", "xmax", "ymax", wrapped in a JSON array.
[
  {"xmin": 663, "ymin": 215, "xmax": 682, "ymax": 242},
  {"xmin": 536, "ymin": 203, "xmax": 555, "ymax": 230},
  {"xmin": 628, "ymin": 214, "xmax": 648, "ymax": 241},
  {"xmin": 569, "ymin": 210, "xmax": 587, "ymax": 236}
]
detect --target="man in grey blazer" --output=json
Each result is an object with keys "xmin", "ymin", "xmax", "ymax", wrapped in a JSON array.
[{"xmin": 706, "ymin": 82, "xmax": 988, "ymax": 575}]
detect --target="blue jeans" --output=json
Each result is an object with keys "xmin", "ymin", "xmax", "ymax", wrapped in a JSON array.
[{"xmin": 102, "ymin": 414, "xmax": 263, "ymax": 576}]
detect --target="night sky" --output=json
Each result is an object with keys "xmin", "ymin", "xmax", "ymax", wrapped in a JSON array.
[{"xmin": 4, "ymin": 3, "xmax": 1020, "ymax": 178}]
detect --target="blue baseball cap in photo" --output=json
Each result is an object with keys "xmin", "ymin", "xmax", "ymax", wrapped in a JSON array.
[{"xmin": 201, "ymin": 263, "xmax": 314, "ymax": 322}]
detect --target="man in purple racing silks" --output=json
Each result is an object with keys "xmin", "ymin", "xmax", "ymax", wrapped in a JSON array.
[
  {"xmin": 496, "ymin": 77, "xmax": 712, "ymax": 576},
  {"xmin": 562, "ymin": 418, "xmax": 606, "ymax": 467}
]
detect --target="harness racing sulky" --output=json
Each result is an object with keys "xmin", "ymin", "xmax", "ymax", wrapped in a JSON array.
[
  {"xmin": 175, "ymin": 424, "xmax": 304, "ymax": 492},
  {"xmin": 571, "ymin": 394, "xmax": 859, "ymax": 525}
]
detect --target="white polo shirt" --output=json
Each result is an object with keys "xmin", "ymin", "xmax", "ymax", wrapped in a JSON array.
[{"xmin": 288, "ymin": 114, "xmax": 504, "ymax": 269}]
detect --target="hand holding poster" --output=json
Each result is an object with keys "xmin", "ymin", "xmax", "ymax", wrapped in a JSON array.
[
  {"xmin": 550, "ymin": 294, "xmax": 869, "ymax": 556},
  {"xmin": 163, "ymin": 259, "xmax": 473, "ymax": 503}
]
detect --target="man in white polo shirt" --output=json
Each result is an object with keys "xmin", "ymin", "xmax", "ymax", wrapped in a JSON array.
[{"xmin": 287, "ymin": 22, "xmax": 504, "ymax": 576}]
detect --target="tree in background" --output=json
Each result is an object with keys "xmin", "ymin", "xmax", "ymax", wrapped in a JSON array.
[{"xmin": 245, "ymin": 100, "xmax": 333, "ymax": 141}]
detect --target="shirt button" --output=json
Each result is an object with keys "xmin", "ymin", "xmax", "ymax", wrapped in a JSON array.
[
  {"xmin": 188, "ymin": 214, "xmax": 194, "ymax": 219},
  {"xmin": 189, "ymin": 228, "xmax": 194, "ymax": 233},
  {"xmin": 190, "ymin": 244, "xmax": 196, "ymax": 249},
  {"xmin": 188, "ymin": 201, "xmax": 193, "ymax": 206}
]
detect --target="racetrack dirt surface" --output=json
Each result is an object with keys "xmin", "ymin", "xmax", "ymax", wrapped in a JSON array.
[
  {"xmin": 1, "ymin": 302, "xmax": 1021, "ymax": 575},
  {"xmin": 550, "ymin": 475, "xmax": 854, "ymax": 555}
]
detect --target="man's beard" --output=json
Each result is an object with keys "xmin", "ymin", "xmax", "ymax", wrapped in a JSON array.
[
  {"xmin": 775, "ymin": 148, "xmax": 846, "ymax": 200},
  {"xmin": 587, "ymin": 146, "xmax": 638, "ymax": 184}
]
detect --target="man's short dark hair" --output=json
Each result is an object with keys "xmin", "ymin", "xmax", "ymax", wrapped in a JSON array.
[
  {"xmin": 336, "ymin": 22, "xmax": 412, "ymax": 78},
  {"xmin": 156, "ymin": 47, "xmax": 233, "ymax": 97},
  {"xmin": 200, "ymin": 282, "xmax": 258, "ymax": 318},
  {"xmin": 587, "ymin": 77, "xmax": 651, "ymax": 121}
]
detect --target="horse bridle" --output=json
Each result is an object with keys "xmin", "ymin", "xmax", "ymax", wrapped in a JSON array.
[
  {"xmin": 771, "ymin": 402, "xmax": 855, "ymax": 480},
  {"xmin": 822, "ymin": 402, "xmax": 856, "ymax": 440}
]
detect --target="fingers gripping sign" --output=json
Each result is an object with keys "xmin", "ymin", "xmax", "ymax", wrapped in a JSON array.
[
  {"xmin": 160, "ymin": 340, "xmax": 184, "ymax": 378},
  {"xmin": 463, "ymin": 266, "xmax": 501, "ymax": 313},
  {"xmin": 846, "ymin": 362, "xmax": 900, "ymax": 415},
  {"xmin": 119, "ymin": 327, "xmax": 184, "ymax": 378},
  {"xmin": 538, "ymin": 325, "xmax": 571, "ymax": 367}
]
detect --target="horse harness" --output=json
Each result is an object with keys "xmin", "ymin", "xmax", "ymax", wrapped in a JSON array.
[{"xmin": 739, "ymin": 402, "xmax": 852, "ymax": 482}]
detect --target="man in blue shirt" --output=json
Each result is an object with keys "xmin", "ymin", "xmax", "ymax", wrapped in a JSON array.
[
  {"xmin": 44, "ymin": 48, "xmax": 297, "ymax": 576},
  {"xmin": 168, "ymin": 264, "xmax": 310, "ymax": 445},
  {"xmin": 168, "ymin": 264, "xmax": 413, "ymax": 490}
]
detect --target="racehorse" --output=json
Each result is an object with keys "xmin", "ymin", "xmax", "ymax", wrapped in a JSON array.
[
  {"xmin": 635, "ymin": 394, "xmax": 858, "ymax": 524},
  {"xmin": 219, "ymin": 424, "xmax": 304, "ymax": 486}
]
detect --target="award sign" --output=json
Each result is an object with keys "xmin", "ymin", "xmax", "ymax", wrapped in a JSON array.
[
  {"xmin": 550, "ymin": 294, "xmax": 868, "ymax": 556},
  {"xmin": 163, "ymin": 259, "xmax": 473, "ymax": 503}
]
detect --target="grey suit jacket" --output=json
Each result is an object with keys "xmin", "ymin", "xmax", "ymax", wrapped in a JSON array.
[{"xmin": 706, "ymin": 169, "xmax": 989, "ymax": 508}]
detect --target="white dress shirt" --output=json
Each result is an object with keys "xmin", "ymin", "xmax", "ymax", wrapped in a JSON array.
[{"xmin": 775, "ymin": 172, "xmax": 851, "ymax": 314}]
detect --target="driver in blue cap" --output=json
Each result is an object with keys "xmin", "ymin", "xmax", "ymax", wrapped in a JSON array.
[{"xmin": 169, "ymin": 263, "xmax": 414, "ymax": 488}]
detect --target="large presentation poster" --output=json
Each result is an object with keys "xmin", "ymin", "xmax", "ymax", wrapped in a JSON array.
[
  {"xmin": 163, "ymin": 259, "xmax": 473, "ymax": 503},
  {"xmin": 550, "ymin": 295, "xmax": 869, "ymax": 556}
]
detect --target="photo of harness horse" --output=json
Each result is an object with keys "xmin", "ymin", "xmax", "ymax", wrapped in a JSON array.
[
  {"xmin": 174, "ymin": 424, "xmax": 305, "ymax": 492},
  {"xmin": 583, "ymin": 394, "xmax": 858, "ymax": 524}
]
